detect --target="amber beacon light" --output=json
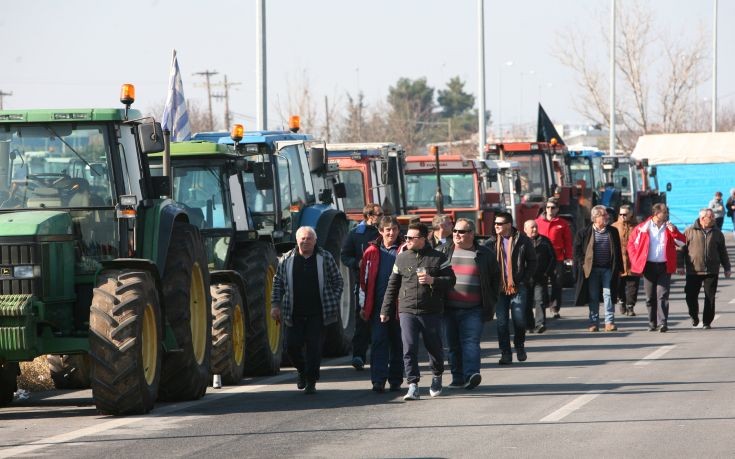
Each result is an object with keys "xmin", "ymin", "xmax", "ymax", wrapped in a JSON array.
[
  {"xmin": 231, "ymin": 124, "xmax": 244, "ymax": 144},
  {"xmin": 120, "ymin": 84, "xmax": 135, "ymax": 106},
  {"xmin": 289, "ymin": 115, "xmax": 300, "ymax": 133}
]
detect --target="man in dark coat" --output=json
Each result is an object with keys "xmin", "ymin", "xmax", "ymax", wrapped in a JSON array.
[
  {"xmin": 523, "ymin": 219, "xmax": 556, "ymax": 333},
  {"xmin": 574, "ymin": 205, "xmax": 623, "ymax": 332}
]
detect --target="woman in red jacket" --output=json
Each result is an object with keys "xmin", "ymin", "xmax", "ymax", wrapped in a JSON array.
[{"xmin": 627, "ymin": 203, "xmax": 686, "ymax": 332}]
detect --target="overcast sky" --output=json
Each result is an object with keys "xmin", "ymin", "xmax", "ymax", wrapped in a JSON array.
[{"xmin": 1, "ymin": 0, "xmax": 733, "ymax": 133}]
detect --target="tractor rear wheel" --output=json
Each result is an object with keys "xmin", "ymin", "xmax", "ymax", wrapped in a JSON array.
[
  {"xmin": 47, "ymin": 354, "xmax": 91, "ymax": 389},
  {"xmin": 0, "ymin": 362, "xmax": 19, "ymax": 406},
  {"xmin": 322, "ymin": 218, "xmax": 354, "ymax": 357},
  {"xmin": 234, "ymin": 241, "xmax": 281, "ymax": 376},
  {"xmin": 89, "ymin": 270, "xmax": 162, "ymax": 415},
  {"xmin": 158, "ymin": 222, "xmax": 212, "ymax": 401},
  {"xmin": 210, "ymin": 283, "xmax": 246, "ymax": 384}
]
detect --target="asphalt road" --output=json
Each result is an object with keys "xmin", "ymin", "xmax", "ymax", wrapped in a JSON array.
[{"xmin": 2, "ymin": 244, "xmax": 735, "ymax": 458}]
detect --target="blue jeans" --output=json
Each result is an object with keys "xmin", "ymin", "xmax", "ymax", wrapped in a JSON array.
[
  {"xmin": 444, "ymin": 306, "xmax": 484, "ymax": 383},
  {"xmin": 587, "ymin": 267, "xmax": 614, "ymax": 325},
  {"xmin": 496, "ymin": 285, "xmax": 527, "ymax": 354},
  {"xmin": 369, "ymin": 308, "xmax": 403, "ymax": 386}
]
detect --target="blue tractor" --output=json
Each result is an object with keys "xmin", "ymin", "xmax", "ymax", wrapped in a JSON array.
[{"xmin": 191, "ymin": 120, "xmax": 353, "ymax": 356}]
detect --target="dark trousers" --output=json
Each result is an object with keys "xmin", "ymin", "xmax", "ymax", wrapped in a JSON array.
[
  {"xmin": 643, "ymin": 262, "xmax": 671, "ymax": 327},
  {"xmin": 525, "ymin": 279, "xmax": 547, "ymax": 329},
  {"xmin": 399, "ymin": 312, "xmax": 444, "ymax": 385},
  {"xmin": 369, "ymin": 309, "xmax": 403, "ymax": 386},
  {"xmin": 352, "ymin": 286, "xmax": 371, "ymax": 360},
  {"xmin": 685, "ymin": 274, "xmax": 719, "ymax": 326},
  {"xmin": 715, "ymin": 216, "xmax": 724, "ymax": 230},
  {"xmin": 617, "ymin": 275, "xmax": 641, "ymax": 306},
  {"xmin": 550, "ymin": 260, "xmax": 565, "ymax": 312},
  {"xmin": 286, "ymin": 314, "xmax": 324, "ymax": 384}
]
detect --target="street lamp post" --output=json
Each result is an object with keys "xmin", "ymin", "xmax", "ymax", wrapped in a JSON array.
[
  {"xmin": 520, "ymin": 70, "xmax": 536, "ymax": 129},
  {"xmin": 498, "ymin": 60, "xmax": 513, "ymax": 141}
]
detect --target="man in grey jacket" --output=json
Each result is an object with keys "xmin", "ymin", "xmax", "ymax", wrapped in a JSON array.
[
  {"xmin": 680, "ymin": 209, "xmax": 731, "ymax": 329},
  {"xmin": 271, "ymin": 226, "xmax": 343, "ymax": 394}
]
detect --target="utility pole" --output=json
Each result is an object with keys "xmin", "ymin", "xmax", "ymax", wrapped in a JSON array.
[
  {"xmin": 0, "ymin": 90, "xmax": 12, "ymax": 110},
  {"xmin": 194, "ymin": 70, "xmax": 218, "ymax": 131},
  {"xmin": 477, "ymin": 0, "xmax": 487, "ymax": 158},
  {"xmin": 256, "ymin": 0, "xmax": 267, "ymax": 130},
  {"xmin": 212, "ymin": 75, "xmax": 241, "ymax": 130},
  {"xmin": 324, "ymin": 95, "xmax": 331, "ymax": 143}
]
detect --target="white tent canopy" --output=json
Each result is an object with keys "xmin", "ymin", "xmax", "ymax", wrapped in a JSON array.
[{"xmin": 631, "ymin": 132, "xmax": 735, "ymax": 165}]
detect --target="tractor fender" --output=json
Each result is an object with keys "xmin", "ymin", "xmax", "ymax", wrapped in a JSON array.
[
  {"xmin": 209, "ymin": 269, "xmax": 247, "ymax": 298},
  {"xmin": 98, "ymin": 258, "xmax": 168, "ymax": 332},
  {"xmin": 150, "ymin": 201, "xmax": 191, "ymax": 276},
  {"xmin": 299, "ymin": 205, "xmax": 346, "ymax": 248}
]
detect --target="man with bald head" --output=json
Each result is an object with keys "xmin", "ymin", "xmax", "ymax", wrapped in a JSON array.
[
  {"xmin": 271, "ymin": 226, "xmax": 343, "ymax": 394},
  {"xmin": 523, "ymin": 219, "xmax": 556, "ymax": 333}
]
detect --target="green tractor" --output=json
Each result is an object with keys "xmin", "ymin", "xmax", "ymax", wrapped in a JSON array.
[
  {"xmin": 0, "ymin": 85, "xmax": 212, "ymax": 414},
  {"xmin": 149, "ymin": 140, "xmax": 282, "ymax": 380}
]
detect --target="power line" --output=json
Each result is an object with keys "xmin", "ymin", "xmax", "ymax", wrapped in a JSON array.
[
  {"xmin": 193, "ymin": 70, "xmax": 218, "ymax": 130},
  {"xmin": 211, "ymin": 75, "xmax": 241, "ymax": 130}
]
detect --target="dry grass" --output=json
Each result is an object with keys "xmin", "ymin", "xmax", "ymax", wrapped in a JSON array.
[{"xmin": 18, "ymin": 356, "xmax": 55, "ymax": 391}]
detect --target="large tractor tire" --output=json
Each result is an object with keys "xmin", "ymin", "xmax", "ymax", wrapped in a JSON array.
[
  {"xmin": 158, "ymin": 222, "xmax": 213, "ymax": 401},
  {"xmin": 210, "ymin": 283, "xmax": 246, "ymax": 384},
  {"xmin": 234, "ymin": 241, "xmax": 282, "ymax": 376},
  {"xmin": 47, "ymin": 354, "xmax": 91, "ymax": 389},
  {"xmin": 322, "ymin": 218, "xmax": 355, "ymax": 357},
  {"xmin": 0, "ymin": 362, "xmax": 19, "ymax": 407},
  {"xmin": 89, "ymin": 270, "xmax": 162, "ymax": 415}
]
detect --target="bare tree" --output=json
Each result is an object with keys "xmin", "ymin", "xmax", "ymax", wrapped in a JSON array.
[
  {"xmin": 554, "ymin": 0, "xmax": 710, "ymax": 150},
  {"xmin": 273, "ymin": 69, "xmax": 319, "ymax": 134}
]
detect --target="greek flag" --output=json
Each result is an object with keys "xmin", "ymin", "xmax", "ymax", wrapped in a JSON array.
[{"xmin": 161, "ymin": 50, "xmax": 191, "ymax": 141}]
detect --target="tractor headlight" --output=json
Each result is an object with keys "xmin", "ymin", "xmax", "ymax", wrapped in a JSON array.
[{"xmin": 13, "ymin": 265, "xmax": 39, "ymax": 279}]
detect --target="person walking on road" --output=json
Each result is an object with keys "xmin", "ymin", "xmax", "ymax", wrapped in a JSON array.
[
  {"xmin": 574, "ymin": 205, "xmax": 623, "ymax": 332},
  {"xmin": 359, "ymin": 216, "xmax": 404, "ymax": 393},
  {"xmin": 627, "ymin": 203, "xmax": 686, "ymax": 332},
  {"xmin": 271, "ymin": 226, "xmax": 344, "ymax": 394},
  {"xmin": 437, "ymin": 218, "xmax": 499, "ymax": 390},
  {"xmin": 708, "ymin": 191, "xmax": 726, "ymax": 231},
  {"xmin": 341, "ymin": 203, "xmax": 383, "ymax": 371},
  {"xmin": 523, "ymin": 219, "xmax": 556, "ymax": 334},
  {"xmin": 680, "ymin": 208, "xmax": 731, "ymax": 329},
  {"xmin": 612, "ymin": 204, "xmax": 640, "ymax": 317},
  {"xmin": 380, "ymin": 222, "xmax": 456, "ymax": 401},
  {"xmin": 536, "ymin": 199, "xmax": 573, "ymax": 318},
  {"xmin": 488, "ymin": 211, "xmax": 537, "ymax": 365},
  {"xmin": 429, "ymin": 214, "xmax": 454, "ymax": 248}
]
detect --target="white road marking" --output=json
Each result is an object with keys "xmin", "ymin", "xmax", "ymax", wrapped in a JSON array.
[
  {"xmin": 539, "ymin": 391, "xmax": 603, "ymax": 423},
  {"xmin": 634, "ymin": 345, "xmax": 677, "ymax": 366},
  {"xmin": 0, "ymin": 356, "xmax": 351, "ymax": 458},
  {"xmin": 728, "ymin": 298, "xmax": 735, "ymax": 304}
]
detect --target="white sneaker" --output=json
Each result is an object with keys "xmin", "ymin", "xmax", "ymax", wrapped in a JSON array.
[
  {"xmin": 429, "ymin": 375, "xmax": 443, "ymax": 397},
  {"xmin": 403, "ymin": 383, "xmax": 420, "ymax": 401}
]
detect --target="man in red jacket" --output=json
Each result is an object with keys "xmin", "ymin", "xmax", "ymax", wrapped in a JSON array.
[
  {"xmin": 535, "ymin": 199, "xmax": 573, "ymax": 318},
  {"xmin": 627, "ymin": 203, "xmax": 686, "ymax": 332}
]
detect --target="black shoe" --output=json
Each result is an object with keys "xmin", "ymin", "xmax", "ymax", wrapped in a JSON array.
[
  {"xmin": 659, "ymin": 325, "xmax": 668, "ymax": 333},
  {"xmin": 297, "ymin": 372, "xmax": 306, "ymax": 390},
  {"xmin": 372, "ymin": 382, "xmax": 385, "ymax": 393},
  {"xmin": 627, "ymin": 306, "xmax": 636, "ymax": 317},
  {"xmin": 553, "ymin": 313, "xmax": 561, "ymax": 319},
  {"xmin": 389, "ymin": 383, "xmax": 402, "ymax": 392},
  {"xmin": 703, "ymin": 324, "xmax": 711, "ymax": 330},
  {"xmin": 534, "ymin": 324, "xmax": 546, "ymax": 334},
  {"xmin": 499, "ymin": 353, "xmax": 512, "ymax": 365},
  {"xmin": 517, "ymin": 348, "xmax": 527, "ymax": 362},
  {"xmin": 351, "ymin": 356, "xmax": 365, "ymax": 371},
  {"xmin": 648, "ymin": 323, "xmax": 657, "ymax": 332},
  {"xmin": 304, "ymin": 382, "xmax": 316, "ymax": 394},
  {"xmin": 464, "ymin": 373, "xmax": 482, "ymax": 390},
  {"xmin": 692, "ymin": 318, "xmax": 700, "ymax": 328}
]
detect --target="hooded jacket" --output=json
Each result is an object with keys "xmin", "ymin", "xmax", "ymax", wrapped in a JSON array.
[
  {"xmin": 681, "ymin": 218, "xmax": 731, "ymax": 275},
  {"xmin": 535, "ymin": 213, "xmax": 573, "ymax": 261}
]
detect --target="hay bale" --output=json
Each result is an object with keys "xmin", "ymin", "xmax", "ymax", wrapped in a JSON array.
[{"xmin": 18, "ymin": 356, "xmax": 54, "ymax": 392}]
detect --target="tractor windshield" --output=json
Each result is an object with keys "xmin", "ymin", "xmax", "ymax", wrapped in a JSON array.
[
  {"xmin": 405, "ymin": 173, "xmax": 476, "ymax": 209},
  {"xmin": 0, "ymin": 123, "xmax": 113, "ymax": 210},
  {"xmin": 506, "ymin": 153, "xmax": 546, "ymax": 197}
]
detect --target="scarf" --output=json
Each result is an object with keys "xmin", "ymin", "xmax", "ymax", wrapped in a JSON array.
[{"xmin": 496, "ymin": 234, "xmax": 517, "ymax": 295}]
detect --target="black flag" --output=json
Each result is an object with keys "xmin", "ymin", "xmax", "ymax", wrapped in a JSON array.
[{"xmin": 536, "ymin": 103, "xmax": 565, "ymax": 145}]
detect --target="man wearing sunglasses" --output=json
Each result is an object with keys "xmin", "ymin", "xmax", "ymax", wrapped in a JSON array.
[
  {"xmin": 535, "ymin": 199, "xmax": 573, "ymax": 319},
  {"xmin": 341, "ymin": 203, "xmax": 384, "ymax": 370},
  {"xmin": 380, "ymin": 222, "xmax": 456, "ymax": 401},
  {"xmin": 612, "ymin": 204, "xmax": 640, "ymax": 316},
  {"xmin": 437, "ymin": 219, "xmax": 499, "ymax": 390}
]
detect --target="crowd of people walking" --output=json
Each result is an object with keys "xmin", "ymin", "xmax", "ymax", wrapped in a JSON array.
[{"xmin": 271, "ymin": 197, "xmax": 732, "ymax": 400}]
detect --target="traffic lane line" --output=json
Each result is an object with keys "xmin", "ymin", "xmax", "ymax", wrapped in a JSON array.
[{"xmin": 539, "ymin": 344, "xmax": 677, "ymax": 423}]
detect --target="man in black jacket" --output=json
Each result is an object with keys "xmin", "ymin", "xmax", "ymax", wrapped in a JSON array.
[
  {"xmin": 381, "ymin": 222, "xmax": 456, "ymax": 401},
  {"xmin": 438, "ymin": 218, "xmax": 499, "ymax": 390},
  {"xmin": 573, "ymin": 205, "xmax": 623, "ymax": 332},
  {"xmin": 487, "ymin": 211, "xmax": 537, "ymax": 365},
  {"xmin": 523, "ymin": 219, "xmax": 556, "ymax": 333},
  {"xmin": 341, "ymin": 203, "xmax": 383, "ymax": 370}
]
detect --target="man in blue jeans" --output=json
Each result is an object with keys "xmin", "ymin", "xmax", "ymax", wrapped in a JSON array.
[
  {"xmin": 573, "ymin": 205, "xmax": 623, "ymax": 332},
  {"xmin": 438, "ymin": 218, "xmax": 498, "ymax": 390},
  {"xmin": 487, "ymin": 212, "xmax": 537, "ymax": 365}
]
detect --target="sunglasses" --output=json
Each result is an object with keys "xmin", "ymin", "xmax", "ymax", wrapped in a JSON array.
[
  {"xmin": 453, "ymin": 229, "xmax": 472, "ymax": 234},
  {"xmin": 404, "ymin": 235, "xmax": 424, "ymax": 241},
  {"xmin": 494, "ymin": 221, "xmax": 509, "ymax": 226}
]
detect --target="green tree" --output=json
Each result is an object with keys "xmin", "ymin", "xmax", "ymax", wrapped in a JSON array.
[
  {"xmin": 386, "ymin": 77, "xmax": 435, "ymax": 153},
  {"xmin": 437, "ymin": 76, "xmax": 475, "ymax": 118}
]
